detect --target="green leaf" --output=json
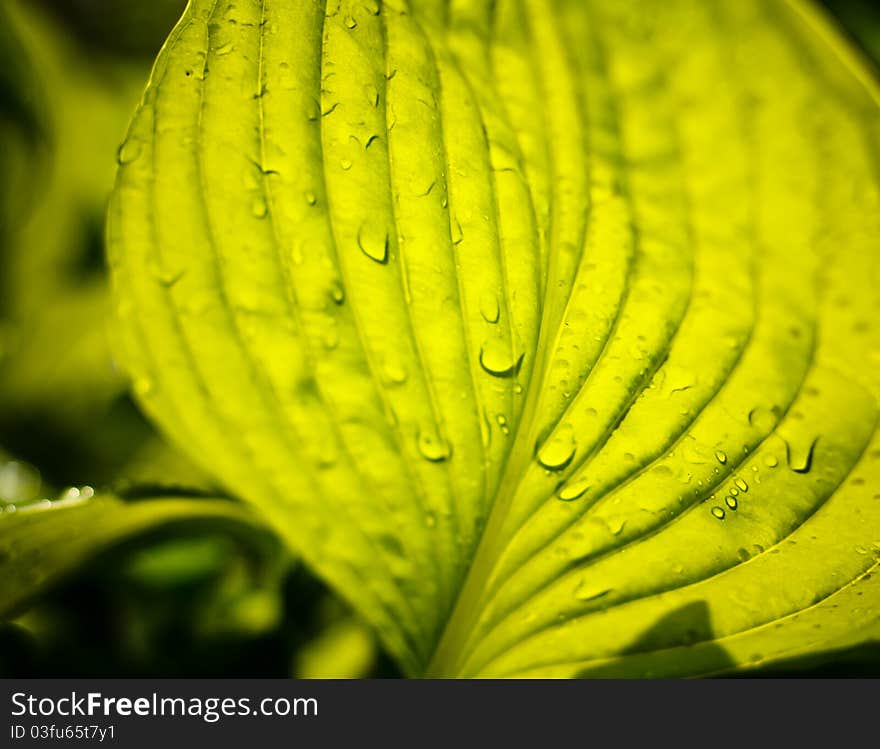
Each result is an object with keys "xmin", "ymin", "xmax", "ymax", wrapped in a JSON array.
[
  {"xmin": 107, "ymin": 0, "xmax": 880, "ymax": 677},
  {"xmin": 0, "ymin": 489, "xmax": 265, "ymax": 618}
]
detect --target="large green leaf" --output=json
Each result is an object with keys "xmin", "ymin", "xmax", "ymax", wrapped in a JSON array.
[{"xmin": 107, "ymin": 0, "xmax": 880, "ymax": 677}]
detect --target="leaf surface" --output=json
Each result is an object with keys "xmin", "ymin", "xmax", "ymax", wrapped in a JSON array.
[{"xmin": 108, "ymin": 0, "xmax": 880, "ymax": 676}]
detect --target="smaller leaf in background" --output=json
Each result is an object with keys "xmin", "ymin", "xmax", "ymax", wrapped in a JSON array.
[{"xmin": 0, "ymin": 486, "xmax": 267, "ymax": 618}]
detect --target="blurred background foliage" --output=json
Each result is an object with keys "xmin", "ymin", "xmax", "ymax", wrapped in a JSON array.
[{"xmin": 0, "ymin": 0, "xmax": 876, "ymax": 678}]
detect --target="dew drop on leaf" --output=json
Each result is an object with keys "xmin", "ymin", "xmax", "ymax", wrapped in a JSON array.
[
  {"xmin": 558, "ymin": 478, "xmax": 590, "ymax": 502},
  {"xmin": 725, "ymin": 495, "xmax": 738, "ymax": 510},
  {"xmin": 116, "ymin": 138, "xmax": 142, "ymax": 165},
  {"xmin": 664, "ymin": 364, "xmax": 694, "ymax": 395},
  {"xmin": 536, "ymin": 425, "xmax": 576, "ymax": 471},
  {"xmin": 330, "ymin": 281, "xmax": 345, "ymax": 305},
  {"xmin": 748, "ymin": 406, "xmax": 778, "ymax": 432},
  {"xmin": 735, "ymin": 477, "xmax": 748, "ymax": 492},
  {"xmin": 711, "ymin": 506, "xmax": 726, "ymax": 519},
  {"xmin": 714, "ymin": 450, "xmax": 727, "ymax": 465},
  {"xmin": 357, "ymin": 223, "xmax": 389, "ymax": 264},
  {"xmin": 479, "ymin": 339, "xmax": 523, "ymax": 378},
  {"xmin": 451, "ymin": 217, "xmax": 463, "ymax": 245},
  {"xmin": 417, "ymin": 431, "xmax": 451, "ymax": 462},
  {"xmin": 682, "ymin": 439, "xmax": 708, "ymax": 464},
  {"xmin": 479, "ymin": 292, "xmax": 500, "ymax": 324},
  {"xmin": 382, "ymin": 358, "xmax": 407, "ymax": 385},
  {"xmin": 0, "ymin": 460, "xmax": 41, "ymax": 505},
  {"xmin": 573, "ymin": 580, "xmax": 612, "ymax": 602},
  {"xmin": 251, "ymin": 197, "xmax": 268, "ymax": 218},
  {"xmin": 784, "ymin": 435, "xmax": 818, "ymax": 473}
]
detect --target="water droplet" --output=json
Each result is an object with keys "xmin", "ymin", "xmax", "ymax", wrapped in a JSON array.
[
  {"xmin": 682, "ymin": 439, "xmax": 708, "ymax": 465},
  {"xmin": 330, "ymin": 282, "xmax": 345, "ymax": 304},
  {"xmin": 725, "ymin": 495, "xmax": 738, "ymax": 510},
  {"xmin": 714, "ymin": 450, "xmax": 728, "ymax": 465},
  {"xmin": 574, "ymin": 580, "xmax": 612, "ymax": 602},
  {"xmin": 251, "ymin": 197, "xmax": 268, "ymax": 218},
  {"xmin": 763, "ymin": 454, "xmax": 779, "ymax": 468},
  {"xmin": 357, "ymin": 223, "xmax": 389, "ymax": 264},
  {"xmin": 605, "ymin": 517, "xmax": 626, "ymax": 536},
  {"xmin": 0, "ymin": 460, "xmax": 41, "ymax": 505},
  {"xmin": 117, "ymin": 138, "xmax": 142, "ymax": 165},
  {"xmin": 479, "ymin": 292, "xmax": 500, "ymax": 324},
  {"xmin": 451, "ymin": 217, "xmax": 463, "ymax": 244},
  {"xmin": 748, "ymin": 406, "xmax": 778, "ymax": 432},
  {"xmin": 417, "ymin": 431, "xmax": 451, "ymax": 462},
  {"xmin": 344, "ymin": 15, "xmax": 357, "ymax": 29},
  {"xmin": 305, "ymin": 191, "xmax": 317, "ymax": 206},
  {"xmin": 711, "ymin": 506, "xmax": 726, "ymax": 519},
  {"xmin": 479, "ymin": 340, "xmax": 523, "ymax": 378},
  {"xmin": 785, "ymin": 435, "xmax": 817, "ymax": 473},
  {"xmin": 479, "ymin": 412, "xmax": 492, "ymax": 448},
  {"xmin": 363, "ymin": 83, "xmax": 380, "ymax": 107},
  {"xmin": 383, "ymin": 358, "xmax": 407, "ymax": 385},
  {"xmin": 558, "ymin": 478, "xmax": 590, "ymax": 502},
  {"xmin": 734, "ymin": 477, "xmax": 748, "ymax": 492},
  {"xmin": 664, "ymin": 364, "xmax": 694, "ymax": 394},
  {"xmin": 496, "ymin": 414, "xmax": 510, "ymax": 435},
  {"xmin": 340, "ymin": 158, "xmax": 353, "ymax": 171},
  {"xmin": 536, "ymin": 425, "xmax": 576, "ymax": 471}
]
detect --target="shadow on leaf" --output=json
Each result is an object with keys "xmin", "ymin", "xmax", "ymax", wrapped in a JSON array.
[{"xmin": 577, "ymin": 601, "xmax": 736, "ymax": 678}]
